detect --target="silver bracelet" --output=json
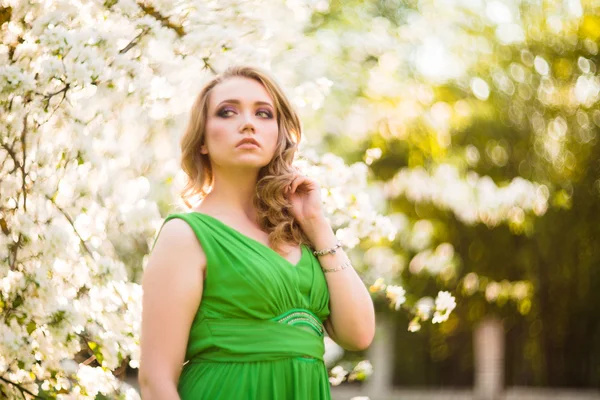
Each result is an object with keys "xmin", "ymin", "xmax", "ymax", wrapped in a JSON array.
[
  {"xmin": 313, "ymin": 241, "xmax": 342, "ymax": 257},
  {"xmin": 322, "ymin": 259, "xmax": 352, "ymax": 273}
]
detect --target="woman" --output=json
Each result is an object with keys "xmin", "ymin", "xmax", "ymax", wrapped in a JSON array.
[{"xmin": 138, "ymin": 66, "xmax": 375, "ymax": 399}]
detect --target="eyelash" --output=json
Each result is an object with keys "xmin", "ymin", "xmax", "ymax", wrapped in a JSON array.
[
  {"xmin": 217, "ymin": 108, "xmax": 273, "ymax": 119},
  {"xmin": 257, "ymin": 110, "xmax": 273, "ymax": 118}
]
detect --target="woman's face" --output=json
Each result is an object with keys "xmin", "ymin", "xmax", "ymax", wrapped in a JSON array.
[{"xmin": 202, "ymin": 77, "xmax": 279, "ymax": 171}]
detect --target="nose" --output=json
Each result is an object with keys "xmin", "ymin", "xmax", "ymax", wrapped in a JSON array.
[{"xmin": 239, "ymin": 112, "xmax": 256, "ymax": 134}]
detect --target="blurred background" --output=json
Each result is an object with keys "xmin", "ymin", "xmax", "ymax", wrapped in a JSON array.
[
  {"xmin": 1, "ymin": 0, "xmax": 600, "ymax": 399},
  {"xmin": 304, "ymin": 1, "xmax": 600, "ymax": 399},
  {"xmin": 312, "ymin": 1, "xmax": 600, "ymax": 399}
]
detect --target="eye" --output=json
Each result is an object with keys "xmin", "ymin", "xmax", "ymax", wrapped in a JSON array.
[
  {"xmin": 256, "ymin": 109, "xmax": 273, "ymax": 119},
  {"xmin": 217, "ymin": 107, "xmax": 236, "ymax": 117}
]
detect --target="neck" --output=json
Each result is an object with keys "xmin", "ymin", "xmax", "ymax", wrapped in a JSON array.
[{"xmin": 199, "ymin": 167, "xmax": 261, "ymax": 221}]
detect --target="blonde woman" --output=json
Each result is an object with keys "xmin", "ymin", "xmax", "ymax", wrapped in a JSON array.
[{"xmin": 138, "ymin": 66, "xmax": 375, "ymax": 399}]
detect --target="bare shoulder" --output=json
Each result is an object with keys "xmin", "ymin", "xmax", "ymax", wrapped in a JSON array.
[
  {"xmin": 146, "ymin": 217, "xmax": 207, "ymax": 278},
  {"xmin": 139, "ymin": 217, "xmax": 206, "ymax": 384}
]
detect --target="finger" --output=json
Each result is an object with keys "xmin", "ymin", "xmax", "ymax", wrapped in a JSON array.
[
  {"xmin": 290, "ymin": 175, "xmax": 306, "ymax": 194},
  {"xmin": 285, "ymin": 177, "xmax": 296, "ymax": 196}
]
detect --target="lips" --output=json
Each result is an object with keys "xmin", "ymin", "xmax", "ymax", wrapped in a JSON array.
[{"xmin": 236, "ymin": 138, "xmax": 260, "ymax": 148}]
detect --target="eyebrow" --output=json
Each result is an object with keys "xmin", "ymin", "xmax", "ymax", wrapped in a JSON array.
[{"xmin": 215, "ymin": 99, "xmax": 274, "ymax": 108}]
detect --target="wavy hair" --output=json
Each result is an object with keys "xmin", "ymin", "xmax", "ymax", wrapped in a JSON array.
[{"xmin": 179, "ymin": 65, "xmax": 309, "ymax": 250}]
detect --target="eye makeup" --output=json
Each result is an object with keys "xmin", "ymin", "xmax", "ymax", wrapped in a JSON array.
[
  {"xmin": 215, "ymin": 106, "xmax": 274, "ymax": 119},
  {"xmin": 256, "ymin": 109, "xmax": 274, "ymax": 118},
  {"xmin": 216, "ymin": 106, "xmax": 236, "ymax": 118}
]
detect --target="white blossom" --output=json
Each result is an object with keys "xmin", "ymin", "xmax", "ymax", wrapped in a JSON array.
[
  {"xmin": 323, "ymin": 337, "xmax": 345, "ymax": 368},
  {"xmin": 385, "ymin": 285, "xmax": 407, "ymax": 310},
  {"xmin": 408, "ymin": 318, "xmax": 422, "ymax": 332},
  {"xmin": 432, "ymin": 291, "xmax": 457, "ymax": 324},
  {"xmin": 415, "ymin": 297, "xmax": 435, "ymax": 321},
  {"xmin": 349, "ymin": 360, "xmax": 374, "ymax": 382},
  {"xmin": 385, "ymin": 164, "xmax": 549, "ymax": 228},
  {"xmin": 329, "ymin": 365, "xmax": 349, "ymax": 386}
]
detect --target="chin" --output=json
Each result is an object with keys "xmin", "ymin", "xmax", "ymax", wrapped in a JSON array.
[
  {"xmin": 212, "ymin": 151, "xmax": 275, "ymax": 170},
  {"xmin": 235, "ymin": 153, "xmax": 274, "ymax": 167},
  {"xmin": 231, "ymin": 158, "xmax": 272, "ymax": 169}
]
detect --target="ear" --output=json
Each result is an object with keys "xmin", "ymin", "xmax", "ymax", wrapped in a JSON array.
[{"xmin": 200, "ymin": 144, "xmax": 208, "ymax": 154}]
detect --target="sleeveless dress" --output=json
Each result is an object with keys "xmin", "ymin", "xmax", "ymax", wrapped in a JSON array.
[{"xmin": 159, "ymin": 212, "xmax": 332, "ymax": 399}]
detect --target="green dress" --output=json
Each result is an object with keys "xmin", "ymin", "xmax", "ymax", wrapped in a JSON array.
[{"xmin": 160, "ymin": 212, "xmax": 332, "ymax": 400}]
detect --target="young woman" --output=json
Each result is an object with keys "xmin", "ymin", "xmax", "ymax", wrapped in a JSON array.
[{"xmin": 138, "ymin": 66, "xmax": 375, "ymax": 399}]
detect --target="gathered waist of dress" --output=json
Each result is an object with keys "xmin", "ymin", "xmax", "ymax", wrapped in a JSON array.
[{"xmin": 185, "ymin": 309, "xmax": 326, "ymax": 363}]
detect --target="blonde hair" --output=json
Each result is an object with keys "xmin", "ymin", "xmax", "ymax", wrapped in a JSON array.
[{"xmin": 180, "ymin": 65, "xmax": 310, "ymax": 250}]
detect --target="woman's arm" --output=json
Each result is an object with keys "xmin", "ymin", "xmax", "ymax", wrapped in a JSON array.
[
  {"xmin": 303, "ymin": 219, "xmax": 375, "ymax": 351},
  {"xmin": 287, "ymin": 172, "xmax": 375, "ymax": 351},
  {"xmin": 138, "ymin": 219, "xmax": 206, "ymax": 399}
]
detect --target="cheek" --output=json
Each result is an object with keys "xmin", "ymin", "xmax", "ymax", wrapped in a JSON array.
[
  {"xmin": 262, "ymin": 120, "xmax": 280, "ymax": 147},
  {"xmin": 204, "ymin": 119, "xmax": 231, "ymax": 147}
]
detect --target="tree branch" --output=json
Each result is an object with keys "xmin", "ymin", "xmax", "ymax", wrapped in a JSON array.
[
  {"xmin": 136, "ymin": 2, "xmax": 185, "ymax": 37},
  {"xmin": 8, "ymin": 233, "xmax": 21, "ymax": 271},
  {"xmin": 82, "ymin": 354, "xmax": 96, "ymax": 366},
  {"xmin": 45, "ymin": 86, "xmax": 68, "ymax": 98},
  {"xmin": 44, "ymin": 88, "xmax": 69, "ymax": 123},
  {"xmin": 119, "ymin": 27, "xmax": 151, "ymax": 54},
  {"xmin": 46, "ymin": 195, "xmax": 96, "ymax": 259},
  {"xmin": 0, "ymin": 147, "xmax": 10, "ymax": 172},
  {"xmin": 0, "ymin": 139, "xmax": 24, "ymax": 270},
  {"xmin": 0, "ymin": 376, "xmax": 45, "ymax": 399},
  {"xmin": 41, "ymin": 84, "xmax": 70, "ymax": 112},
  {"xmin": 202, "ymin": 57, "xmax": 217, "ymax": 75},
  {"xmin": 0, "ymin": 6, "xmax": 12, "ymax": 26},
  {"xmin": 20, "ymin": 115, "xmax": 28, "ymax": 212},
  {"xmin": 1, "ymin": 140, "xmax": 21, "ymax": 174}
]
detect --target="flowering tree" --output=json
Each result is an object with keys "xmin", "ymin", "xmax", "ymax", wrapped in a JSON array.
[
  {"xmin": 295, "ymin": 0, "xmax": 600, "ymax": 386},
  {"xmin": 0, "ymin": 0, "xmax": 452, "ymax": 397},
  {"xmin": 0, "ymin": 0, "xmax": 328, "ymax": 397}
]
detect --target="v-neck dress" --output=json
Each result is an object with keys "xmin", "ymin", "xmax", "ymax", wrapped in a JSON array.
[{"xmin": 158, "ymin": 212, "xmax": 332, "ymax": 400}]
